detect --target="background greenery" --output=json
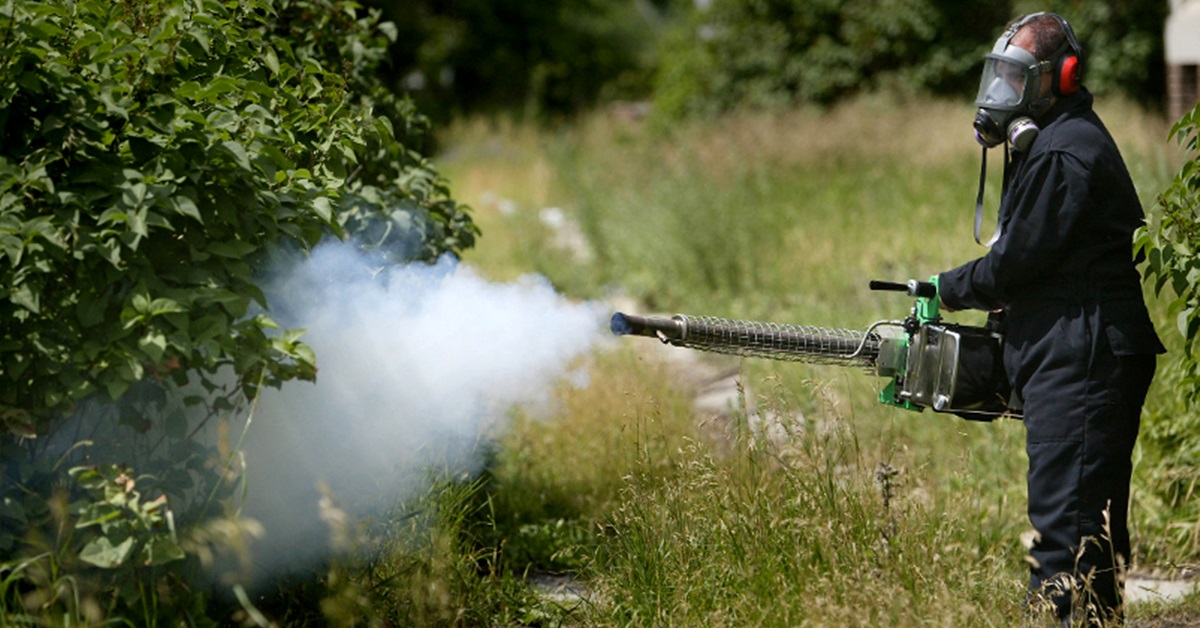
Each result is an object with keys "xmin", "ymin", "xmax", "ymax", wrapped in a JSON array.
[
  {"xmin": 359, "ymin": 0, "xmax": 1169, "ymax": 121},
  {"xmin": 2, "ymin": 0, "xmax": 1198, "ymax": 624}
]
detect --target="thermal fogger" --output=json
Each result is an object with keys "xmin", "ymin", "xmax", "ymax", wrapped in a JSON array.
[{"xmin": 611, "ymin": 279, "xmax": 1020, "ymax": 421}]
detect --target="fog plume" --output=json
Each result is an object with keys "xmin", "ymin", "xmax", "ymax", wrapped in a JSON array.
[{"xmin": 240, "ymin": 240, "xmax": 606, "ymax": 576}]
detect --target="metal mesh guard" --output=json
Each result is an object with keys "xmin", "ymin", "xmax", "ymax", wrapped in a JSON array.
[{"xmin": 677, "ymin": 315, "xmax": 879, "ymax": 367}]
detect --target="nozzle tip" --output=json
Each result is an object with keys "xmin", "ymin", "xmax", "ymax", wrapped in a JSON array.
[{"xmin": 610, "ymin": 312, "xmax": 633, "ymax": 336}]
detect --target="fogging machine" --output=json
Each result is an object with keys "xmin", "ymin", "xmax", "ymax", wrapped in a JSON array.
[{"xmin": 611, "ymin": 278, "xmax": 1020, "ymax": 420}]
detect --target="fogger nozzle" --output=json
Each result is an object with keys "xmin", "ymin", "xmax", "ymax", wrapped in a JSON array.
[
  {"xmin": 610, "ymin": 312, "xmax": 879, "ymax": 367},
  {"xmin": 610, "ymin": 312, "xmax": 684, "ymax": 341}
]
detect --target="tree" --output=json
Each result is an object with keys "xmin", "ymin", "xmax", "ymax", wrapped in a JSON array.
[
  {"xmin": 0, "ymin": 0, "xmax": 474, "ymax": 621},
  {"xmin": 366, "ymin": 0, "xmax": 664, "ymax": 120},
  {"xmin": 652, "ymin": 0, "xmax": 1167, "ymax": 119},
  {"xmin": 0, "ymin": 0, "xmax": 475, "ymax": 435}
]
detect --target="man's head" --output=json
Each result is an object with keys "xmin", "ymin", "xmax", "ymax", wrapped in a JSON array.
[
  {"xmin": 972, "ymin": 12, "xmax": 1084, "ymax": 149},
  {"xmin": 1010, "ymin": 14, "xmax": 1083, "ymax": 98}
]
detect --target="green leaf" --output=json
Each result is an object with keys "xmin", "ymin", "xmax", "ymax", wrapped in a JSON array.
[
  {"xmin": 264, "ymin": 46, "xmax": 280, "ymax": 75},
  {"xmin": 377, "ymin": 21, "xmax": 398, "ymax": 43},
  {"xmin": 0, "ymin": 235, "xmax": 21, "ymax": 267},
  {"xmin": 311, "ymin": 196, "xmax": 333, "ymax": 222},
  {"xmin": 190, "ymin": 28, "xmax": 211, "ymax": 54},
  {"xmin": 142, "ymin": 534, "xmax": 186, "ymax": 566},
  {"xmin": 76, "ymin": 506, "xmax": 123, "ymax": 529},
  {"xmin": 70, "ymin": 466, "xmax": 105, "ymax": 489},
  {"xmin": 1, "ymin": 408, "xmax": 36, "ymax": 439},
  {"xmin": 171, "ymin": 195, "xmax": 203, "ymax": 222},
  {"xmin": 147, "ymin": 298, "xmax": 187, "ymax": 316},
  {"xmin": 198, "ymin": 76, "xmax": 240, "ymax": 101},
  {"xmin": 79, "ymin": 535, "xmax": 135, "ymax": 568},
  {"xmin": 206, "ymin": 239, "xmax": 256, "ymax": 258},
  {"xmin": 219, "ymin": 141, "xmax": 252, "ymax": 171},
  {"xmin": 0, "ymin": 496, "xmax": 28, "ymax": 524},
  {"xmin": 11, "ymin": 283, "xmax": 40, "ymax": 314},
  {"xmin": 1182, "ymin": 308, "xmax": 1198, "ymax": 340},
  {"xmin": 77, "ymin": 297, "xmax": 105, "ymax": 328},
  {"xmin": 138, "ymin": 331, "xmax": 167, "ymax": 362},
  {"xmin": 104, "ymin": 377, "xmax": 132, "ymax": 402}
]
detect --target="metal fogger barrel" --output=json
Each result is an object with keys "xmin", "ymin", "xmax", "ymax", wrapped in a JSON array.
[{"xmin": 610, "ymin": 312, "xmax": 880, "ymax": 368}]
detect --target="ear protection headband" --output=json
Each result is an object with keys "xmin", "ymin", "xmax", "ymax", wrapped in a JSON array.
[{"xmin": 1005, "ymin": 12, "xmax": 1085, "ymax": 96}]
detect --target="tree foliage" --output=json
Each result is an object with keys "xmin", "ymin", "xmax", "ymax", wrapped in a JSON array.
[
  {"xmin": 653, "ymin": 0, "xmax": 1167, "ymax": 119},
  {"xmin": 1139, "ymin": 106, "xmax": 1200, "ymax": 392},
  {"xmin": 1011, "ymin": 0, "xmax": 1167, "ymax": 107},
  {"xmin": 0, "ymin": 0, "xmax": 474, "ymax": 621},
  {"xmin": 0, "ymin": 0, "xmax": 474, "ymax": 434},
  {"xmin": 1136, "ymin": 104, "xmax": 1200, "ymax": 550},
  {"xmin": 365, "ymin": 0, "xmax": 665, "ymax": 121}
]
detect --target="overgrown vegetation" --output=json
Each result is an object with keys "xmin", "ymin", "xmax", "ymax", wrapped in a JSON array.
[
  {"xmin": 1136, "ymin": 103, "xmax": 1200, "ymax": 562},
  {"xmin": 1, "ymin": 0, "xmax": 472, "ymax": 622},
  {"xmin": 4, "ymin": 0, "xmax": 1197, "ymax": 623}
]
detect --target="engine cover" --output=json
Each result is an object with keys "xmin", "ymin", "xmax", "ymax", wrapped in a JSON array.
[{"xmin": 898, "ymin": 323, "xmax": 1019, "ymax": 420}]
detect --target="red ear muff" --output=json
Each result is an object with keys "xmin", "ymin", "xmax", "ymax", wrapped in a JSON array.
[{"xmin": 1057, "ymin": 55, "xmax": 1081, "ymax": 95}]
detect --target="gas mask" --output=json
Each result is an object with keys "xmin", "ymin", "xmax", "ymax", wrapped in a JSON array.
[
  {"xmin": 971, "ymin": 12, "xmax": 1083, "ymax": 154},
  {"xmin": 968, "ymin": 13, "xmax": 1084, "ymax": 247},
  {"xmin": 972, "ymin": 39, "xmax": 1051, "ymax": 152}
]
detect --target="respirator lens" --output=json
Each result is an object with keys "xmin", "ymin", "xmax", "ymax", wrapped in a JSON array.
[{"xmin": 976, "ymin": 57, "xmax": 1028, "ymax": 109}]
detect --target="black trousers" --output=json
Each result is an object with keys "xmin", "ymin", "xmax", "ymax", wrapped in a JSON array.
[{"xmin": 1006, "ymin": 301, "xmax": 1157, "ymax": 621}]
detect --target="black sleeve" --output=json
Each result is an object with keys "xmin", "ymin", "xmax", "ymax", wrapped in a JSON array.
[{"xmin": 938, "ymin": 149, "xmax": 1091, "ymax": 311}]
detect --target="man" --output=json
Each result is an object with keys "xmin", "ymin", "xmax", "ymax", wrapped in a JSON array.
[{"xmin": 936, "ymin": 12, "xmax": 1166, "ymax": 624}]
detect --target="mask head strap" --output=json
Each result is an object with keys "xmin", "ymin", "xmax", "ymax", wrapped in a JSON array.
[{"xmin": 1004, "ymin": 12, "xmax": 1085, "ymax": 96}]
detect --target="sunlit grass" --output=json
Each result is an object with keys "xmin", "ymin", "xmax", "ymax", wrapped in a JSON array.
[
  {"xmin": 409, "ymin": 93, "xmax": 1195, "ymax": 624},
  {"xmin": 583, "ymin": 376, "xmax": 1030, "ymax": 625}
]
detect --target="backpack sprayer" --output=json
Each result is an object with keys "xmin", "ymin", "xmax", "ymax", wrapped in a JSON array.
[{"xmin": 611, "ymin": 278, "xmax": 1021, "ymax": 421}]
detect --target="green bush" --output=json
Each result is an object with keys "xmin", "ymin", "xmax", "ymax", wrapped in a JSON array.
[
  {"xmin": 1136, "ymin": 103, "xmax": 1200, "ymax": 561},
  {"xmin": 0, "ymin": 0, "xmax": 473, "ymax": 622}
]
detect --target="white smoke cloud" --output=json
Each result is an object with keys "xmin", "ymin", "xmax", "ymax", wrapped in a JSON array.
[{"xmin": 239, "ymin": 240, "xmax": 607, "ymax": 577}]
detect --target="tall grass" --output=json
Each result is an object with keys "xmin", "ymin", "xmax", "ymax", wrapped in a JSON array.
[
  {"xmin": 589, "ymin": 382, "xmax": 1029, "ymax": 626},
  {"xmin": 377, "ymin": 94, "xmax": 1198, "ymax": 625}
]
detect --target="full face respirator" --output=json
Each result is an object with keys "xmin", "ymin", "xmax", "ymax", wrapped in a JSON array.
[
  {"xmin": 972, "ymin": 12, "xmax": 1083, "ymax": 152},
  {"xmin": 970, "ymin": 13, "xmax": 1083, "ymax": 245}
]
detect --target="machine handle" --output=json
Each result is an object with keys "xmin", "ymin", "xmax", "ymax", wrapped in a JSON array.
[
  {"xmin": 870, "ymin": 279, "xmax": 936, "ymax": 299},
  {"xmin": 869, "ymin": 280, "xmax": 908, "ymax": 292}
]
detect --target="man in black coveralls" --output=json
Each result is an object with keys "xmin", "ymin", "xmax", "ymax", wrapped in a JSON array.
[{"xmin": 935, "ymin": 12, "xmax": 1166, "ymax": 624}]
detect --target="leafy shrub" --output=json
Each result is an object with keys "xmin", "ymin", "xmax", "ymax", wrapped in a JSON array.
[
  {"xmin": 0, "ymin": 0, "xmax": 474, "ymax": 621},
  {"xmin": 1136, "ymin": 103, "xmax": 1200, "ymax": 560}
]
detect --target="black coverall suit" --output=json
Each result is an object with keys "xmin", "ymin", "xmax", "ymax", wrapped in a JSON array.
[{"xmin": 938, "ymin": 90, "xmax": 1165, "ymax": 620}]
